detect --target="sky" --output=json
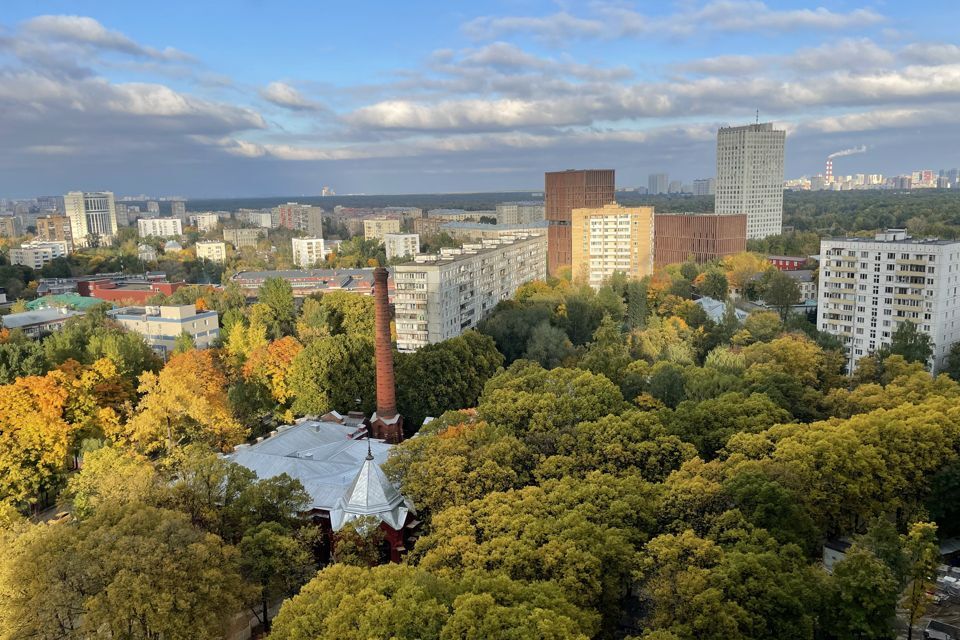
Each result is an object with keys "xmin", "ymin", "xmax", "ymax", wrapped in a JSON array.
[{"xmin": 1, "ymin": 0, "xmax": 959, "ymax": 197}]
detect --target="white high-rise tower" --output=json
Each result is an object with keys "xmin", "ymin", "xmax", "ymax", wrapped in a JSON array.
[
  {"xmin": 715, "ymin": 123, "xmax": 785, "ymax": 240},
  {"xmin": 63, "ymin": 191, "xmax": 118, "ymax": 247}
]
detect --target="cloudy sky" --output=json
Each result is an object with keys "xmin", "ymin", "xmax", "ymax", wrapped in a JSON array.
[{"xmin": 1, "ymin": 1, "xmax": 959, "ymax": 197}]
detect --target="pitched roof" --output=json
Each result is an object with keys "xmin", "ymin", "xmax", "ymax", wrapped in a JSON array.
[{"xmin": 332, "ymin": 449, "xmax": 410, "ymax": 531}]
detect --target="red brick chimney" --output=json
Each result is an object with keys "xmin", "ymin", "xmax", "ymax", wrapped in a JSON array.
[{"xmin": 370, "ymin": 267, "xmax": 403, "ymax": 443}]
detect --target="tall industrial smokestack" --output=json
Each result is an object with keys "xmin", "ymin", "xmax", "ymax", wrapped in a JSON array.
[{"xmin": 370, "ymin": 267, "xmax": 403, "ymax": 443}]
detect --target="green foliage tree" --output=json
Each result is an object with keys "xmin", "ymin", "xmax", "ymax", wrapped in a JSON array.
[
  {"xmin": 239, "ymin": 522, "xmax": 314, "ymax": 631},
  {"xmin": 762, "ymin": 270, "xmax": 802, "ymax": 320},
  {"xmin": 698, "ymin": 270, "xmax": 729, "ymax": 301},
  {"xmin": 289, "ymin": 334, "xmax": 375, "ymax": 416},
  {"xmin": 257, "ymin": 277, "xmax": 296, "ymax": 339},
  {"xmin": 828, "ymin": 547, "xmax": 898, "ymax": 640},
  {"xmin": 523, "ymin": 321, "xmax": 575, "ymax": 368},
  {"xmin": 173, "ymin": 330, "xmax": 196, "ymax": 354},
  {"xmin": 879, "ymin": 321, "xmax": 933, "ymax": 368}
]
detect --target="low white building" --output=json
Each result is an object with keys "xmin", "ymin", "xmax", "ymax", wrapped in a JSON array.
[
  {"xmin": 137, "ymin": 218, "xmax": 183, "ymax": 238},
  {"xmin": 384, "ymin": 233, "xmax": 420, "ymax": 261},
  {"xmin": 292, "ymin": 237, "xmax": 327, "ymax": 268},
  {"xmin": 10, "ymin": 241, "xmax": 70, "ymax": 269},
  {"xmin": 195, "ymin": 240, "xmax": 227, "ymax": 264},
  {"xmin": 137, "ymin": 243, "xmax": 157, "ymax": 262},
  {"xmin": 2, "ymin": 307, "xmax": 84, "ymax": 337},
  {"xmin": 393, "ymin": 233, "xmax": 547, "ymax": 351},
  {"xmin": 108, "ymin": 303, "xmax": 219, "ymax": 357}
]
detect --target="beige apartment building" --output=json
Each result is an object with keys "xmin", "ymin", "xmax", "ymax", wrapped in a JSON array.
[
  {"xmin": 363, "ymin": 217, "xmax": 401, "ymax": 242},
  {"xmin": 108, "ymin": 304, "xmax": 220, "ymax": 357},
  {"xmin": 11, "ymin": 241, "xmax": 70, "ymax": 269},
  {"xmin": 223, "ymin": 227, "xmax": 266, "ymax": 249},
  {"xmin": 291, "ymin": 237, "xmax": 327, "ymax": 267},
  {"xmin": 0, "ymin": 216, "xmax": 21, "ymax": 238},
  {"xmin": 195, "ymin": 240, "xmax": 227, "ymax": 264},
  {"xmin": 571, "ymin": 203, "xmax": 655, "ymax": 288},
  {"xmin": 63, "ymin": 191, "xmax": 119, "ymax": 246},
  {"xmin": 393, "ymin": 234, "xmax": 547, "ymax": 351}
]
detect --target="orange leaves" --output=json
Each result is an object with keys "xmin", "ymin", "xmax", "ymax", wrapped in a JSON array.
[{"xmin": 242, "ymin": 336, "xmax": 303, "ymax": 404}]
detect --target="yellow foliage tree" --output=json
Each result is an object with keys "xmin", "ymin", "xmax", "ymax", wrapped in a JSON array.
[
  {"xmin": 243, "ymin": 336, "xmax": 304, "ymax": 404},
  {"xmin": 125, "ymin": 351, "xmax": 246, "ymax": 456}
]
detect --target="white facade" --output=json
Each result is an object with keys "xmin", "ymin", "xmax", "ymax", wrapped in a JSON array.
[
  {"xmin": 693, "ymin": 178, "xmax": 716, "ymax": 196},
  {"xmin": 393, "ymin": 234, "xmax": 547, "ymax": 351},
  {"xmin": 63, "ymin": 191, "xmax": 118, "ymax": 247},
  {"xmin": 137, "ymin": 217, "xmax": 183, "ymax": 238},
  {"xmin": 195, "ymin": 241, "xmax": 227, "ymax": 264},
  {"xmin": 817, "ymin": 230, "xmax": 960, "ymax": 373},
  {"xmin": 10, "ymin": 241, "xmax": 70, "ymax": 269},
  {"xmin": 716, "ymin": 123, "xmax": 785, "ymax": 240},
  {"xmin": 496, "ymin": 201, "xmax": 545, "ymax": 225},
  {"xmin": 291, "ymin": 237, "xmax": 327, "ymax": 267},
  {"xmin": 384, "ymin": 233, "xmax": 420, "ymax": 261},
  {"xmin": 194, "ymin": 213, "xmax": 220, "ymax": 232}
]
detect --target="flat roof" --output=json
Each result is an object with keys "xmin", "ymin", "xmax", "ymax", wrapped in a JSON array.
[
  {"xmin": 232, "ymin": 268, "xmax": 381, "ymax": 280},
  {"xmin": 2, "ymin": 307, "xmax": 83, "ymax": 328}
]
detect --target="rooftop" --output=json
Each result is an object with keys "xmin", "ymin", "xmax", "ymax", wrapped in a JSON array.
[
  {"xmin": 224, "ymin": 419, "xmax": 412, "ymax": 531},
  {"xmin": 2, "ymin": 307, "xmax": 83, "ymax": 329},
  {"xmin": 439, "ymin": 220, "xmax": 548, "ymax": 230},
  {"xmin": 232, "ymin": 268, "xmax": 380, "ymax": 281},
  {"xmin": 26, "ymin": 294, "xmax": 107, "ymax": 311},
  {"xmin": 825, "ymin": 229, "xmax": 960, "ymax": 246},
  {"xmin": 397, "ymin": 233, "xmax": 545, "ymax": 266}
]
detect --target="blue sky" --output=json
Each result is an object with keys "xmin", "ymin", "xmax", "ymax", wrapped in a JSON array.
[{"xmin": 1, "ymin": 1, "xmax": 959, "ymax": 196}]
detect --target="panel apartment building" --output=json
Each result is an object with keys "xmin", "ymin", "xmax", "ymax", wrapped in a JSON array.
[
  {"xmin": 138, "ymin": 218, "xmax": 183, "ymax": 238},
  {"xmin": 393, "ymin": 234, "xmax": 547, "ymax": 351},
  {"xmin": 545, "ymin": 170, "xmax": 615, "ymax": 275},
  {"xmin": 715, "ymin": 123, "xmax": 785, "ymax": 240},
  {"xmin": 571, "ymin": 203, "xmax": 655, "ymax": 288},
  {"xmin": 817, "ymin": 229, "xmax": 960, "ymax": 373}
]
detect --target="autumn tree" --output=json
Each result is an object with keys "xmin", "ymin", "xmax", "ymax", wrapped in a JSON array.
[
  {"xmin": 124, "ymin": 350, "xmax": 245, "ymax": 455},
  {"xmin": 289, "ymin": 334, "xmax": 376, "ymax": 416}
]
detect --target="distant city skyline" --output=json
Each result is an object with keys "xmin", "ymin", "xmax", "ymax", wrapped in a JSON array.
[{"xmin": 0, "ymin": 2, "xmax": 959, "ymax": 197}]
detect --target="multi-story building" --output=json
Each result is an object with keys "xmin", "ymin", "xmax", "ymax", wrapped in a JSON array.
[
  {"xmin": 63, "ymin": 191, "xmax": 119, "ymax": 246},
  {"xmin": 0, "ymin": 215, "xmax": 21, "ymax": 238},
  {"xmin": 171, "ymin": 201, "xmax": 187, "ymax": 218},
  {"xmin": 10, "ymin": 241, "xmax": 70, "ymax": 269},
  {"xmin": 223, "ymin": 227, "xmax": 266, "ymax": 249},
  {"xmin": 146, "ymin": 201, "xmax": 160, "ymax": 214},
  {"xmin": 36, "ymin": 215, "xmax": 72, "ymax": 250},
  {"xmin": 393, "ymin": 234, "xmax": 547, "ymax": 351},
  {"xmin": 716, "ymin": 122, "xmax": 786, "ymax": 240},
  {"xmin": 783, "ymin": 270, "xmax": 818, "ymax": 304},
  {"xmin": 439, "ymin": 221, "xmax": 548, "ymax": 243},
  {"xmin": 545, "ymin": 169, "xmax": 615, "ymax": 275},
  {"xmin": 693, "ymin": 178, "xmax": 716, "ymax": 196},
  {"xmin": 108, "ymin": 304, "xmax": 219, "ymax": 357},
  {"xmin": 138, "ymin": 244, "xmax": 157, "ymax": 262},
  {"xmin": 571, "ymin": 203, "xmax": 655, "ymax": 288},
  {"xmin": 496, "ymin": 201, "xmax": 545, "ymax": 225},
  {"xmin": 648, "ymin": 173, "xmax": 669, "ymax": 195},
  {"xmin": 236, "ymin": 209, "xmax": 275, "ymax": 229},
  {"xmin": 277, "ymin": 202, "xmax": 323, "ymax": 232},
  {"xmin": 137, "ymin": 218, "xmax": 183, "ymax": 238},
  {"xmin": 384, "ymin": 233, "xmax": 420, "ymax": 261},
  {"xmin": 231, "ymin": 268, "xmax": 387, "ymax": 298},
  {"xmin": 291, "ymin": 237, "xmax": 327, "ymax": 267},
  {"xmin": 653, "ymin": 213, "xmax": 747, "ymax": 267},
  {"xmin": 768, "ymin": 255, "xmax": 809, "ymax": 271},
  {"xmin": 817, "ymin": 229, "xmax": 960, "ymax": 373},
  {"xmin": 195, "ymin": 241, "xmax": 227, "ymax": 264},
  {"xmin": 364, "ymin": 217, "xmax": 401, "ymax": 242},
  {"xmin": 194, "ymin": 213, "xmax": 220, "ymax": 233},
  {"xmin": 413, "ymin": 217, "xmax": 444, "ymax": 237}
]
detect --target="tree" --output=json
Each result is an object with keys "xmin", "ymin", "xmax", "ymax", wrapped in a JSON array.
[
  {"xmin": 523, "ymin": 321, "xmax": 575, "ymax": 368},
  {"xmin": 828, "ymin": 547, "xmax": 898, "ymax": 640},
  {"xmin": 578, "ymin": 314, "xmax": 631, "ymax": 385},
  {"xmin": 257, "ymin": 277, "xmax": 296, "ymax": 339},
  {"xmin": 901, "ymin": 522, "xmax": 940, "ymax": 640},
  {"xmin": 64, "ymin": 446, "xmax": 160, "ymax": 519},
  {"xmin": 125, "ymin": 350, "xmax": 245, "ymax": 455},
  {"xmin": 243, "ymin": 336, "xmax": 304, "ymax": 414},
  {"xmin": 240, "ymin": 522, "xmax": 314, "ymax": 631},
  {"xmin": 880, "ymin": 321, "xmax": 933, "ymax": 367},
  {"xmin": 318, "ymin": 291, "xmax": 375, "ymax": 338},
  {"xmin": 0, "ymin": 504, "xmax": 249, "ymax": 640},
  {"xmin": 173, "ymin": 330, "xmax": 195, "ymax": 354},
  {"xmin": 333, "ymin": 516, "xmax": 387, "ymax": 566},
  {"xmin": 763, "ymin": 270, "xmax": 801, "ymax": 320},
  {"xmin": 289, "ymin": 334, "xmax": 376, "ymax": 416},
  {"xmin": 945, "ymin": 341, "xmax": 960, "ymax": 382},
  {"xmin": 698, "ymin": 270, "xmax": 729, "ymax": 301},
  {"xmin": 648, "ymin": 361, "xmax": 687, "ymax": 408},
  {"xmin": 0, "ymin": 337, "xmax": 48, "ymax": 384}
]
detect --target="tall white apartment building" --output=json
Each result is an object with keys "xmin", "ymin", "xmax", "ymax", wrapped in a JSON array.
[
  {"xmin": 10, "ymin": 241, "xmax": 70, "ymax": 269},
  {"xmin": 384, "ymin": 233, "xmax": 420, "ymax": 261},
  {"xmin": 291, "ymin": 237, "xmax": 327, "ymax": 267},
  {"xmin": 195, "ymin": 212, "xmax": 220, "ymax": 232},
  {"xmin": 63, "ymin": 191, "xmax": 119, "ymax": 247},
  {"xmin": 171, "ymin": 201, "xmax": 187, "ymax": 218},
  {"xmin": 138, "ymin": 217, "xmax": 183, "ymax": 238},
  {"xmin": 693, "ymin": 178, "xmax": 716, "ymax": 196},
  {"xmin": 195, "ymin": 240, "xmax": 227, "ymax": 264},
  {"xmin": 817, "ymin": 229, "xmax": 960, "ymax": 373},
  {"xmin": 393, "ymin": 234, "xmax": 547, "ymax": 351},
  {"xmin": 496, "ymin": 201, "xmax": 545, "ymax": 225},
  {"xmin": 715, "ymin": 122, "xmax": 785, "ymax": 240}
]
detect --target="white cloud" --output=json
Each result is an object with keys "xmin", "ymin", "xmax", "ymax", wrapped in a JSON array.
[
  {"xmin": 22, "ymin": 15, "xmax": 191, "ymax": 61},
  {"xmin": 260, "ymin": 81, "xmax": 324, "ymax": 111},
  {"xmin": 900, "ymin": 43, "xmax": 960, "ymax": 65}
]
